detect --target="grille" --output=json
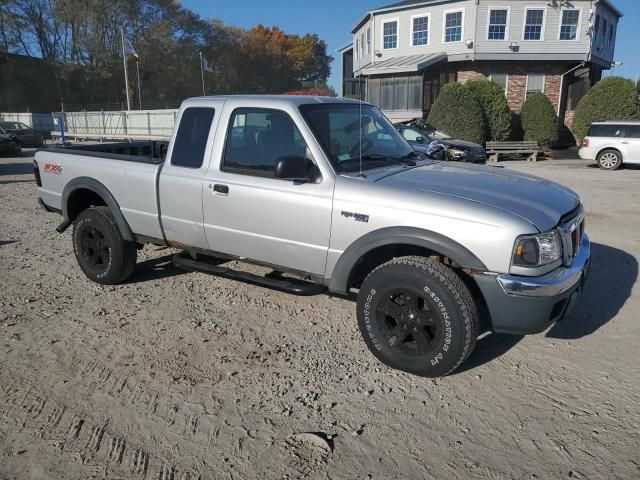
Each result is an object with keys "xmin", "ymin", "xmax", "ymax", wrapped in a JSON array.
[{"xmin": 559, "ymin": 208, "xmax": 585, "ymax": 265}]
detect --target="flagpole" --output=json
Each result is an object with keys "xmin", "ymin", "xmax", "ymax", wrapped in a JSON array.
[
  {"xmin": 199, "ymin": 51, "xmax": 206, "ymax": 96},
  {"xmin": 136, "ymin": 60, "xmax": 142, "ymax": 110},
  {"xmin": 121, "ymin": 28, "xmax": 131, "ymax": 111}
]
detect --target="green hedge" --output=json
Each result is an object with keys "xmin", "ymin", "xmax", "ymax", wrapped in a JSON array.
[
  {"xmin": 572, "ymin": 77, "xmax": 639, "ymax": 143},
  {"xmin": 427, "ymin": 83, "xmax": 487, "ymax": 144},
  {"xmin": 521, "ymin": 92, "xmax": 558, "ymax": 145},
  {"xmin": 466, "ymin": 79, "xmax": 512, "ymax": 141}
]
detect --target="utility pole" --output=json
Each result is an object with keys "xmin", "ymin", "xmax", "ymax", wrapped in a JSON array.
[
  {"xmin": 121, "ymin": 27, "xmax": 132, "ymax": 111},
  {"xmin": 136, "ymin": 60, "xmax": 142, "ymax": 110},
  {"xmin": 199, "ymin": 51, "xmax": 206, "ymax": 96}
]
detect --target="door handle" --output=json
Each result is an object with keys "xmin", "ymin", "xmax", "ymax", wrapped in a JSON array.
[{"xmin": 212, "ymin": 184, "xmax": 229, "ymax": 194}]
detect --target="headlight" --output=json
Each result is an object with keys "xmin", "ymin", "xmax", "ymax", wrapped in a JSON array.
[{"xmin": 512, "ymin": 230, "xmax": 562, "ymax": 267}]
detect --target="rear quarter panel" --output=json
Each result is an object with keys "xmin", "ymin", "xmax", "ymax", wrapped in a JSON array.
[{"xmin": 36, "ymin": 150, "xmax": 163, "ymax": 239}]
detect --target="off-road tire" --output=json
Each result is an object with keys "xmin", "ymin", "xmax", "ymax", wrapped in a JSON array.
[
  {"xmin": 72, "ymin": 206, "xmax": 137, "ymax": 285},
  {"xmin": 597, "ymin": 149, "xmax": 622, "ymax": 171},
  {"xmin": 356, "ymin": 256, "xmax": 479, "ymax": 377}
]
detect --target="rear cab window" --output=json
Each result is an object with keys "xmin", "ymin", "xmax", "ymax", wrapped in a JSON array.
[{"xmin": 171, "ymin": 107, "xmax": 216, "ymax": 168}]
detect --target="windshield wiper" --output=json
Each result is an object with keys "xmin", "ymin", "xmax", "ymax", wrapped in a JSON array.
[{"xmin": 360, "ymin": 154, "xmax": 417, "ymax": 166}]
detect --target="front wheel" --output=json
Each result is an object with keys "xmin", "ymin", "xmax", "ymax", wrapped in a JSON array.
[
  {"xmin": 72, "ymin": 206, "xmax": 137, "ymax": 285},
  {"xmin": 356, "ymin": 256, "xmax": 479, "ymax": 377},
  {"xmin": 597, "ymin": 150, "xmax": 622, "ymax": 170}
]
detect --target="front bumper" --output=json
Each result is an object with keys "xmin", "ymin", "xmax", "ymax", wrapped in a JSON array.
[{"xmin": 473, "ymin": 234, "xmax": 591, "ymax": 335}]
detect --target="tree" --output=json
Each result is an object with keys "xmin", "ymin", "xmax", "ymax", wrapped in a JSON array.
[
  {"xmin": 520, "ymin": 92, "xmax": 557, "ymax": 145},
  {"xmin": 466, "ymin": 79, "xmax": 511, "ymax": 141},
  {"xmin": 572, "ymin": 77, "xmax": 639, "ymax": 143},
  {"xmin": 427, "ymin": 83, "xmax": 486, "ymax": 144}
]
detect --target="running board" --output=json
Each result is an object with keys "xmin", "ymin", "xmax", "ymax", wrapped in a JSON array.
[{"xmin": 172, "ymin": 252, "xmax": 326, "ymax": 296}]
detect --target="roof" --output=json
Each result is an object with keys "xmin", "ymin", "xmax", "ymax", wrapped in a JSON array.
[
  {"xmin": 596, "ymin": 0, "xmax": 624, "ymax": 18},
  {"xmin": 360, "ymin": 52, "xmax": 446, "ymax": 75},
  {"xmin": 183, "ymin": 95, "xmax": 365, "ymax": 108}
]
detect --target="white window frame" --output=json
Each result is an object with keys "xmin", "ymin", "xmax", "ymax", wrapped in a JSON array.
[
  {"xmin": 410, "ymin": 14, "xmax": 430, "ymax": 47},
  {"xmin": 525, "ymin": 74, "xmax": 545, "ymax": 99},
  {"xmin": 361, "ymin": 32, "xmax": 366, "ymax": 59},
  {"xmin": 490, "ymin": 73, "xmax": 509, "ymax": 97},
  {"xmin": 486, "ymin": 6, "xmax": 511, "ymax": 42},
  {"xmin": 443, "ymin": 8, "xmax": 465, "ymax": 44},
  {"xmin": 558, "ymin": 8, "xmax": 582, "ymax": 41},
  {"xmin": 522, "ymin": 7, "xmax": 546, "ymax": 41},
  {"xmin": 355, "ymin": 37, "xmax": 359, "ymax": 61},
  {"xmin": 367, "ymin": 27, "xmax": 371, "ymax": 55},
  {"xmin": 381, "ymin": 19, "xmax": 399, "ymax": 50}
]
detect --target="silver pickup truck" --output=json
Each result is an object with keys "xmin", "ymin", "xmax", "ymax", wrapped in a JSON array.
[{"xmin": 35, "ymin": 96, "xmax": 590, "ymax": 377}]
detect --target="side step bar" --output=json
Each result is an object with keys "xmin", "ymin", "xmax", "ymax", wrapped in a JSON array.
[{"xmin": 172, "ymin": 252, "xmax": 326, "ymax": 296}]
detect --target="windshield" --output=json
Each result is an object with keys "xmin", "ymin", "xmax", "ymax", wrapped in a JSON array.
[
  {"xmin": 418, "ymin": 124, "xmax": 451, "ymax": 140},
  {"xmin": 300, "ymin": 103, "xmax": 415, "ymax": 173}
]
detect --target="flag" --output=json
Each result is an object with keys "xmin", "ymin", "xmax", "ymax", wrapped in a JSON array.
[
  {"xmin": 202, "ymin": 56, "xmax": 214, "ymax": 73},
  {"xmin": 124, "ymin": 37, "xmax": 138, "ymax": 58}
]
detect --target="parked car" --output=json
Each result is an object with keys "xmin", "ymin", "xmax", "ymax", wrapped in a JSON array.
[
  {"xmin": 0, "ymin": 121, "xmax": 45, "ymax": 148},
  {"xmin": 0, "ymin": 126, "xmax": 22, "ymax": 156},
  {"xmin": 579, "ymin": 120, "xmax": 640, "ymax": 170},
  {"xmin": 35, "ymin": 96, "xmax": 590, "ymax": 377},
  {"xmin": 395, "ymin": 120, "xmax": 487, "ymax": 163}
]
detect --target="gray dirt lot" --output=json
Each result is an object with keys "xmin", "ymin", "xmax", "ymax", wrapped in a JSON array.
[{"xmin": 0, "ymin": 152, "xmax": 639, "ymax": 479}]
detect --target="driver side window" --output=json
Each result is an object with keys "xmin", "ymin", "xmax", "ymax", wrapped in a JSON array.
[{"xmin": 222, "ymin": 108, "xmax": 309, "ymax": 178}]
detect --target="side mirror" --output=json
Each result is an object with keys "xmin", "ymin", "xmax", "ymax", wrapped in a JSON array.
[
  {"xmin": 416, "ymin": 136, "xmax": 425, "ymax": 144},
  {"xmin": 274, "ymin": 156, "xmax": 319, "ymax": 182}
]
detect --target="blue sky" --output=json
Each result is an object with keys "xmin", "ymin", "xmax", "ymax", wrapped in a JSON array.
[{"xmin": 181, "ymin": 0, "xmax": 639, "ymax": 89}]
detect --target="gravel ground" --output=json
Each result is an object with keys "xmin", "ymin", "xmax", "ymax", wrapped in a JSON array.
[{"xmin": 1, "ymin": 152, "xmax": 639, "ymax": 479}]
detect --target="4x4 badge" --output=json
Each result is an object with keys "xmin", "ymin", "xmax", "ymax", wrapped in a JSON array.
[{"xmin": 342, "ymin": 211, "xmax": 370, "ymax": 223}]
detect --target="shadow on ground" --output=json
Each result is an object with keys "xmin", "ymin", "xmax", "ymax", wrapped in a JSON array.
[
  {"xmin": 126, "ymin": 252, "xmax": 187, "ymax": 284},
  {"xmin": 0, "ymin": 240, "xmax": 18, "ymax": 246},
  {"xmin": 546, "ymin": 242, "xmax": 637, "ymax": 339},
  {"xmin": 456, "ymin": 242, "xmax": 636, "ymax": 373}
]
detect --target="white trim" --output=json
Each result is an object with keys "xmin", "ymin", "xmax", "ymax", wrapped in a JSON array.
[
  {"xmin": 381, "ymin": 18, "xmax": 400, "ymax": 50},
  {"xmin": 558, "ymin": 7, "xmax": 582, "ymax": 42},
  {"xmin": 522, "ymin": 7, "xmax": 546, "ymax": 41},
  {"xmin": 410, "ymin": 13, "xmax": 431, "ymax": 47},
  {"xmin": 486, "ymin": 6, "xmax": 511, "ymax": 42},
  {"xmin": 525, "ymin": 74, "xmax": 546, "ymax": 99},
  {"xmin": 443, "ymin": 8, "xmax": 465, "ymax": 44}
]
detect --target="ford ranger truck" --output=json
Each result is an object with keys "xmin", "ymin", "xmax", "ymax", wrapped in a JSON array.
[{"xmin": 35, "ymin": 96, "xmax": 591, "ymax": 377}]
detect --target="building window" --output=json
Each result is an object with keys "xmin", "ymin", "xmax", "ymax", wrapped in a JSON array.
[
  {"xmin": 488, "ymin": 9, "xmax": 508, "ymax": 40},
  {"xmin": 361, "ymin": 32, "xmax": 365, "ymax": 59},
  {"xmin": 444, "ymin": 11, "xmax": 463, "ymax": 43},
  {"xmin": 608, "ymin": 23, "xmax": 614, "ymax": 49},
  {"xmin": 524, "ymin": 9, "xmax": 544, "ymax": 40},
  {"xmin": 601, "ymin": 18, "xmax": 608, "ymax": 48},
  {"xmin": 412, "ymin": 16, "xmax": 429, "ymax": 46},
  {"xmin": 594, "ymin": 14, "xmax": 600, "ymax": 45},
  {"xmin": 526, "ymin": 74, "xmax": 545, "ymax": 98},
  {"xmin": 383, "ymin": 20, "xmax": 398, "ymax": 49},
  {"xmin": 368, "ymin": 74, "xmax": 423, "ymax": 111},
  {"xmin": 490, "ymin": 73, "xmax": 508, "ymax": 93},
  {"xmin": 367, "ymin": 28, "xmax": 371, "ymax": 54},
  {"xmin": 560, "ymin": 10, "xmax": 580, "ymax": 40}
]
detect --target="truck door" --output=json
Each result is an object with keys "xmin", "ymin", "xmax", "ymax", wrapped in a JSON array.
[
  {"xmin": 159, "ymin": 102, "xmax": 223, "ymax": 249},
  {"xmin": 202, "ymin": 105, "xmax": 334, "ymax": 276}
]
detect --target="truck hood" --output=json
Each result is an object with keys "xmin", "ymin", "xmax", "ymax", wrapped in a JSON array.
[{"xmin": 374, "ymin": 162, "xmax": 580, "ymax": 231}]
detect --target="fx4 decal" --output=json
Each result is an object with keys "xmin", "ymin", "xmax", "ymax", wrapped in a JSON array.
[
  {"xmin": 44, "ymin": 163, "xmax": 63, "ymax": 175},
  {"xmin": 341, "ymin": 211, "xmax": 370, "ymax": 223}
]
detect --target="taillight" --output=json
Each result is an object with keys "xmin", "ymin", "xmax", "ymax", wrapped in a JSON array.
[
  {"xmin": 582, "ymin": 137, "xmax": 590, "ymax": 148},
  {"xmin": 33, "ymin": 161, "xmax": 42, "ymax": 187}
]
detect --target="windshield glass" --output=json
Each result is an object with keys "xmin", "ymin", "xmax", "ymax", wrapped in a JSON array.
[
  {"xmin": 300, "ymin": 103, "xmax": 415, "ymax": 173},
  {"xmin": 418, "ymin": 124, "xmax": 451, "ymax": 140}
]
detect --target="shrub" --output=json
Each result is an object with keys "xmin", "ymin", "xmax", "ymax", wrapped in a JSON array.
[
  {"xmin": 572, "ymin": 77, "xmax": 639, "ymax": 143},
  {"xmin": 520, "ymin": 92, "xmax": 558, "ymax": 145},
  {"xmin": 466, "ymin": 79, "xmax": 512, "ymax": 141},
  {"xmin": 427, "ymin": 83, "xmax": 487, "ymax": 144}
]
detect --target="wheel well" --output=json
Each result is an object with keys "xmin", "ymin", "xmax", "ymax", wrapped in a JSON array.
[
  {"xmin": 66, "ymin": 188, "xmax": 107, "ymax": 221},
  {"xmin": 347, "ymin": 243, "xmax": 490, "ymax": 331},
  {"xmin": 597, "ymin": 148, "xmax": 623, "ymax": 160}
]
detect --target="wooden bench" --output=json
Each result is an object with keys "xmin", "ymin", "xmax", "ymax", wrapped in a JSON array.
[{"xmin": 486, "ymin": 141, "xmax": 540, "ymax": 163}]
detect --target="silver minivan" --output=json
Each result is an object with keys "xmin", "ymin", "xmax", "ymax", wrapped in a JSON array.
[{"xmin": 579, "ymin": 121, "xmax": 640, "ymax": 170}]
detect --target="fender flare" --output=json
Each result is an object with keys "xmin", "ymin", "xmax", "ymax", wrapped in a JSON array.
[
  {"xmin": 328, "ymin": 226, "xmax": 487, "ymax": 294},
  {"xmin": 61, "ymin": 177, "xmax": 135, "ymax": 242}
]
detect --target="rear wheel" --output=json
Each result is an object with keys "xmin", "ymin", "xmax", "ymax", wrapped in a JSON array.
[
  {"xmin": 356, "ymin": 256, "xmax": 479, "ymax": 377},
  {"xmin": 597, "ymin": 150, "xmax": 622, "ymax": 170},
  {"xmin": 72, "ymin": 206, "xmax": 137, "ymax": 285}
]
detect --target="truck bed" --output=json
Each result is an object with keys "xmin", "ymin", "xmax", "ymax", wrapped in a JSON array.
[{"xmin": 45, "ymin": 141, "xmax": 169, "ymax": 165}]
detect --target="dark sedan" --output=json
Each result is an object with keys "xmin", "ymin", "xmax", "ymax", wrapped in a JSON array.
[
  {"xmin": 0, "ymin": 126, "xmax": 22, "ymax": 156},
  {"xmin": 395, "ymin": 122, "xmax": 486, "ymax": 164},
  {"xmin": 0, "ymin": 121, "xmax": 45, "ymax": 148}
]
